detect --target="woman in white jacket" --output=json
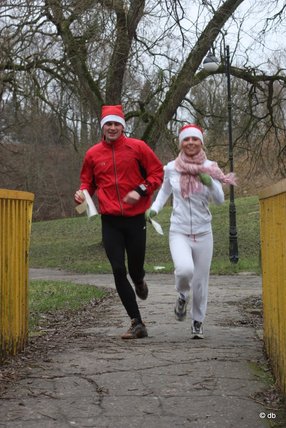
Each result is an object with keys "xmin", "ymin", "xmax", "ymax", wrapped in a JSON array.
[{"xmin": 146, "ymin": 124, "xmax": 236, "ymax": 339}]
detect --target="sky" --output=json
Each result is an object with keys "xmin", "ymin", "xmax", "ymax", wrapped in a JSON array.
[{"xmin": 177, "ymin": 0, "xmax": 286, "ymax": 70}]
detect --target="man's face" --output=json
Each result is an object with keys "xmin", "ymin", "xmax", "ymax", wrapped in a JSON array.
[{"xmin": 103, "ymin": 121, "xmax": 124, "ymax": 142}]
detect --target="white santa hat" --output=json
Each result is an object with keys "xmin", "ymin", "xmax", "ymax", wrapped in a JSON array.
[
  {"xmin": 178, "ymin": 124, "xmax": 204, "ymax": 146},
  {"xmin": 100, "ymin": 105, "xmax": 126, "ymax": 128}
]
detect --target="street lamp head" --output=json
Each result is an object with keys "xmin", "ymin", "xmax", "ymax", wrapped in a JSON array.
[{"xmin": 203, "ymin": 51, "xmax": 219, "ymax": 72}]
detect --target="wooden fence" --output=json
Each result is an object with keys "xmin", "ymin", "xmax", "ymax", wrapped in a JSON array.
[
  {"xmin": 0, "ymin": 189, "xmax": 34, "ymax": 362},
  {"xmin": 259, "ymin": 179, "xmax": 286, "ymax": 395}
]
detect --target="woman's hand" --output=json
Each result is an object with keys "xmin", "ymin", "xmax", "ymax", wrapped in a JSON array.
[
  {"xmin": 198, "ymin": 173, "xmax": 212, "ymax": 187},
  {"xmin": 145, "ymin": 209, "xmax": 157, "ymax": 222}
]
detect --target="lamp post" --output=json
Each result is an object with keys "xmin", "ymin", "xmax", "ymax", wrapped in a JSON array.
[{"xmin": 203, "ymin": 46, "xmax": 239, "ymax": 264}]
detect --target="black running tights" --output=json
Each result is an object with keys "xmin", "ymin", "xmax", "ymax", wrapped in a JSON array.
[{"xmin": 101, "ymin": 214, "xmax": 146, "ymax": 322}]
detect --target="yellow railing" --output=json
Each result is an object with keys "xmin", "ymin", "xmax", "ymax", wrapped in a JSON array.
[
  {"xmin": 0, "ymin": 189, "xmax": 34, "ymax": 362},
  {"xmin": 259, "ymin": 178, "xmax": 286, "ymax": 395}
]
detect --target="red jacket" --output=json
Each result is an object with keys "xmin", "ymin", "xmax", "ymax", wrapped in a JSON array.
[{"xmin": 79, "ymin": 134, "xmax": 163, "ymax": 216}]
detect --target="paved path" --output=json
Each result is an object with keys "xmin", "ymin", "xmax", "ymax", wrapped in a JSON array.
[{"xmin": 0, "ymin": 270, "xmax": 281, "ymax": 427}]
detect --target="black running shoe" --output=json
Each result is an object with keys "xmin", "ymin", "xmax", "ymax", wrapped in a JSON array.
[{"xmin": 135, "ymin": 280, "xmax": 148, "ymax": 300}]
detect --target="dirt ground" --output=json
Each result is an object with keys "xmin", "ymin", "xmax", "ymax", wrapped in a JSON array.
[{"xmin": 1, "ymin": 276, "xmax": 284, "ymax": 422}]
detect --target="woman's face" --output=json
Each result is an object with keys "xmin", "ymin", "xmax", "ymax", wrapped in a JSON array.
[{"xmin": 181, "ymin": 136, "xmax": 202, "ymax": 156}]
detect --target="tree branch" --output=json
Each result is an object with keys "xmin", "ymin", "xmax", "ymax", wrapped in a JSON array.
[
  {"xmin": 105, "ymin": 0, "xmax": 145, "ymax": 103},
  {"xmin": 142, "ymin": 0, "xmax": 245, "ymax": 147},
  {"xmin": 45, "ymin": 0, "xmax": 103, "ymax": 116}
]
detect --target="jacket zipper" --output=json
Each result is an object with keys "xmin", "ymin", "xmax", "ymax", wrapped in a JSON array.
[
  {"xmin": 188, "ymin": 198, "xmax": 193, "ymax": 235},
  {"xmin": 112, "ymin": 145, "xmax": 124, "ymax": 215}
]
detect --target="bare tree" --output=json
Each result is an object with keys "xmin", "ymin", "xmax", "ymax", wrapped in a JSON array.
[{"xmin": 1, "ymin": 0, "xmax": 286, "ymax": 171}]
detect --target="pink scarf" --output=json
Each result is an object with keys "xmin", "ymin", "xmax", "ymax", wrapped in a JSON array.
[{"xmin": 174, "ymin": 150, "xmax": 237, "ymax": 199}]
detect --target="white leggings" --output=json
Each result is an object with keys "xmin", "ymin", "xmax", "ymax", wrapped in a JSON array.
[{"xmin": 169, "ymin": 230, "xmax": 213, "ymax": 322}]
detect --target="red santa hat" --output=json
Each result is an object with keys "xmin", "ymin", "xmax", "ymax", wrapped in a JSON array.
[
  {"xmin": 100, "ymin": 105, "xmax": 126, "ymax": 128},
  {"xmin": 178, "ymin": 124, "xmax": 204, "ymax": 146}
]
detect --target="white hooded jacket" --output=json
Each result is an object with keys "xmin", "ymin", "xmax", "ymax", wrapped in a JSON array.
[{"xmin": 151, "ymin": 159, "xmax": 225, "ymax": 235}]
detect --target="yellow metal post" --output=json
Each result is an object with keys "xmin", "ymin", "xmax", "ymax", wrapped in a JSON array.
[
  {"xmin": 0, "ymin": 189, "xmax": 34, "ymax": 362},
  {"xmin": 259, "ymin": 179, "xmax": 286, "ymax": 395}
]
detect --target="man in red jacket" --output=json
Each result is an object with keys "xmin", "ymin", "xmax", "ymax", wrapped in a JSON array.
[{"xmin": 75, "ymin": 105, "xmax": 163, "ymax": 339}]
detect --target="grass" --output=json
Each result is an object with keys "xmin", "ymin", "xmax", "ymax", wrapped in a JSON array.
[
  {"xmin": 29, "ymin": 280, "xmax": 106, "ymax": 331},
  {"xmin": 29, "ymin": 195, "xmax": 261, "ymax": 275},
  {"xmin": 27, "ymin": 195, "xmax": 260, "ymax": 329}
]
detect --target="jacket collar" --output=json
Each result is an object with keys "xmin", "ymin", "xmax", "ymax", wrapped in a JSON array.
[{"xmin": 101, "ymin": 133, "xmax": 126, "ymax": 148}]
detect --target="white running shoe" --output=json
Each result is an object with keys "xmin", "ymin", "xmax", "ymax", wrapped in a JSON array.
[
  {"xmin": 191, "ymin": 320, "xmax": 204, "ymax": 339},
  {"xmin": 174, "ymin": 295, "xmax": 188, "ymax": 321}
]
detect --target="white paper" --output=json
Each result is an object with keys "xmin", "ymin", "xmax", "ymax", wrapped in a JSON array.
[
  {"xmin": 83, "ymin": 190, "xmax": 98, "ymax": 217},
  {"xmin": 75, "ymin": 199, "xmax": 87, "ymax": 215},
  {"xmin": 75, "ymin": 190, "xmax": 98, "ymax": 218},
  {"xmin": 150, "ymin": 218, "xmax": 164, "ymax": 235}
]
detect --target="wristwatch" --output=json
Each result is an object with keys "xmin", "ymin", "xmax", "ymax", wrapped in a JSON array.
[{"xmin": 135, "ymin": 184, "xmax": 147, "ymax": 196}]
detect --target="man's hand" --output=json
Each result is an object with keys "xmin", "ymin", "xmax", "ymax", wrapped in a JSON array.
[
  {"xmin": 123, "ymin": 190, "xmax": 141, "ymax": 205},
  {"xmin": 145, "ymin": 209, "xmax": 157, "ymax": 222},
  {"xmin": 74, "ymin": 190, "xmax": 85, "ymax": 204}
]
